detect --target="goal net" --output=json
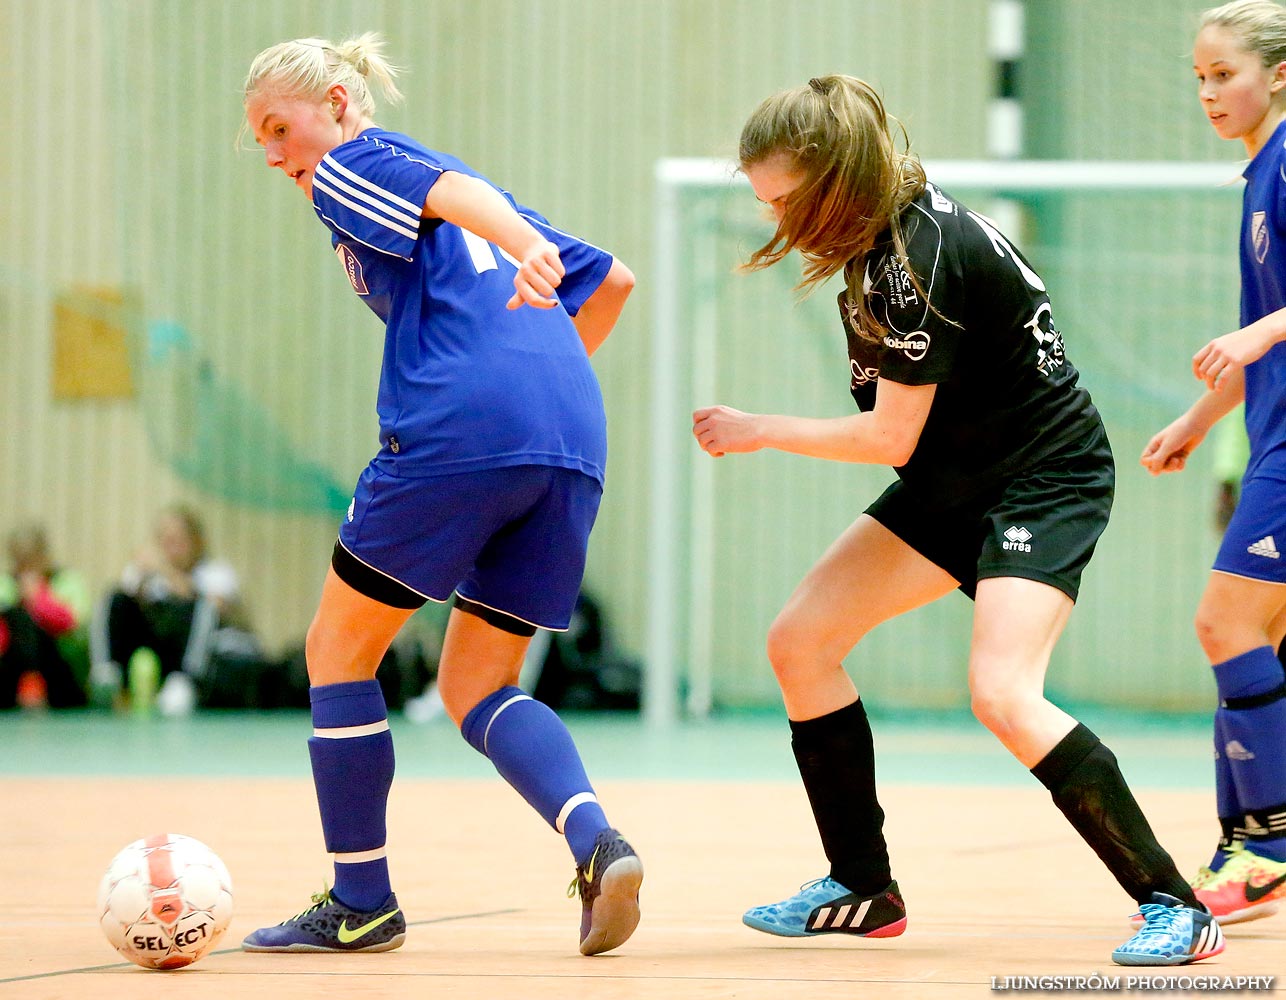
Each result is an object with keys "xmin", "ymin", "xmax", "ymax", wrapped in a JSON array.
[{"xmin": 646, "ymin": 157, "xmax": 1242, "ymax": 724}]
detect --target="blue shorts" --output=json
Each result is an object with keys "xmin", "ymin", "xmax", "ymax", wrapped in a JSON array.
[
  {"xmin": 1214, "ymin": 473, "xmax": 1286, "ymax": 584},
  {"xmin": 337, "ymin": 464, "xmax": 602, "ymax": 631}
]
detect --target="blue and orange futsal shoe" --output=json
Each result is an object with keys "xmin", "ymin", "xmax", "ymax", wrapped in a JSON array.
[
  {"xmin": 1195, "ymin": 847, "xmax": 1286, "ymax": 925},
  {"xmin": 742, "ymin": 877, "xmax": 907, "ymax": 938}
]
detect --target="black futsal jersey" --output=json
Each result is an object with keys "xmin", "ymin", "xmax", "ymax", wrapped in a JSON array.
[{"xmin": 840, "ymin": 182, "xmax": 1105, "ymax": 503}]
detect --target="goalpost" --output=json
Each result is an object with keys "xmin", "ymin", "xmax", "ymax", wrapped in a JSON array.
[{"xmin": 646, "ymin": 157, "xmax": 1242, "ymax": 728}]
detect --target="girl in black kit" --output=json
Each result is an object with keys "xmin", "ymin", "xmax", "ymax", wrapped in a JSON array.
[{"xmin": 692, "ymin": 75, "xmax": 1221, "ymax": 967}]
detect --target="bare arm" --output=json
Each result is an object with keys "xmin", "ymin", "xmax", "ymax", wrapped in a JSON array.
[
  {"xmin": 1140, "ymin": 367, "xmax": 1245, "ymax": 476},
  {"xmin": 1193, "ymin": 305, "xmax": 1286, "ymax": 388},
  {"xmin": 692, "ymin": 378, "xmax": 936, "ymax": 466},
  {"xmin": 572, "ymin": 259, "xmax": 635, "ymax": 356},
  {"xmin": 422, "ymin": 170, "xmax": 564, "ymax": 310}
]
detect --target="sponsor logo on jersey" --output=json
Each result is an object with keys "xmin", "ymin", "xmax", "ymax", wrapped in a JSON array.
[
  {"xmin": 927, "ymin": 183, "xmax": 954, "ymax": 215},
  {"xmin": 336, "ymin": 244, "xmax": 370, "ymax": 295},
  {"xmin": 1003, "ymin": 525, "xmax": 1032, "ymax": 552},
  {"xmin": 1024, "ymin": 302, "xmax": 1066, "ymax": 377},
  {"xmin": 882, "ymin": 330, "xmax": 930, "ymax": 361},
  {"xmin": 850, "ymin": 358, "xmax": 879, "ymax": 387},
  {"xmin": 879, "ymin": 255, "xmax": 919, "ymax": 312},
  {"xmin": 844, "ymin": 295, "xmax": 865, "ymax": 335},
  {"xmin": 1253, "ymin": 211, "xmax": 1270, "ymax": 264}
]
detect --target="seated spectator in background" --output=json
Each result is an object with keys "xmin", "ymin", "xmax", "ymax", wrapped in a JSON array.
[
  {"xmin": 91, "ymin": 504, "xmax": 248, "ymax": 715},
  {"xmin": 0, "ymin": 523, "xmax": 91, "ymax": 709}
]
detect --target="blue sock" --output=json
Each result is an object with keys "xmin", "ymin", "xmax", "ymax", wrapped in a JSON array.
[
  {"xmin": 1210, "ymin": 713, "xmax": 1242, "ymax": 871},
  {"xmin": 1213, "ymin": 647, "xmax": 1286, "ymax": 864},
  {"xmin": 309, "ymin": 680, "xmax": 395, "ymax": 911},
  {"xmin": 461, "ymin": 686, "xmax": 608, "ymax": 864}
]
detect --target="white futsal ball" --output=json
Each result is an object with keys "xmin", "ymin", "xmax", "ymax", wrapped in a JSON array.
[{"xmin": 96, "ymin": 833, "xmax": 234, "ymax": 970}]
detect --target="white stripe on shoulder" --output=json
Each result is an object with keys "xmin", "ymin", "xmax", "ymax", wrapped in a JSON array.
[
  {"xmin": 320, "ymin": 153, "xmax": 424, "ymax": 220},
  {"xmin": 313, "ymin": 175, "xmax": 420, "ymax": 244},
  {"xmin": 316, "ymin": 158, "xmax": 421, "ymax": 231},
  {"xmin": 315, "ymin": 208, "xmax": 412, "ymax": 260}
]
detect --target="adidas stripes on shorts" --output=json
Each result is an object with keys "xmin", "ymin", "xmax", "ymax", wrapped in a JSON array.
[{"xmin": 1214, "ymin": 473, "xmax": 1286, "ymax": 584}]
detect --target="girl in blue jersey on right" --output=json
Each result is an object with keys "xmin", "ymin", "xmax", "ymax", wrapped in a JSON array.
[
  {"xmin": 1143, "ymin": 0, "xmax": 1286, "ymax": 926},
  {"xmin": 238, "ymin": 33, "xmax": 641, "ymax": 957}
]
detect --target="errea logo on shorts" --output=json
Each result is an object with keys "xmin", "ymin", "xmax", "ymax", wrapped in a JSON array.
[{"xmin": 1002, "ymin": 525, "xmax": 1032, "ymax": 552}]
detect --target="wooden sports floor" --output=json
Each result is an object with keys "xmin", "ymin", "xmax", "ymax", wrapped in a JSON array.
[{"xmin": 1, "ymin": 712, "xmax": 1283, "ymax": 999}]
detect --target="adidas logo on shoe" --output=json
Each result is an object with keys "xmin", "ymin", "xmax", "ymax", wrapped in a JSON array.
[
  {"xmin": 1247, "ymin": 535, "xmax": 1280, "ymax": 559},
  {"xmin": 743, "ymin": 877, "xmax": 907, "ymax": 938}
]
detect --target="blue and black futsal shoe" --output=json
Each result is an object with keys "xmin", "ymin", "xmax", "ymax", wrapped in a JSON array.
[
  {"xmin": 568, "ymin": 828, "xmax": 643, "ymax": 955},
  {"xmin": 242, "ymin": 889, "xmax": 405, "ymax": 953},
  {"xmin": 742, "ymin": 876, "xmax": 907, "ymax": 937}
]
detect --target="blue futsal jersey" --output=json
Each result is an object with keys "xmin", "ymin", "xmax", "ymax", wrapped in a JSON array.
[
  {"xmin": 310, "ymin": 129, "xmax": 612, "ymax": 484},
  {"xmin": 1238, "ymin": 116, "xmax": 1286, "ymax": 479}
]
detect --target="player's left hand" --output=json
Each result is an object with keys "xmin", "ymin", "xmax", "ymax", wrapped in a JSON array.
[
  {"xmin": 508, "ymin": 241, "xmax": 564, "ymax": 310},
  {"xmin": 693, "ymin": 405, "xmax": 762, "ymax": 457},
  {"xmin": 1193, "ymin": 327, "xmax": 1270, "ymax": 389}
]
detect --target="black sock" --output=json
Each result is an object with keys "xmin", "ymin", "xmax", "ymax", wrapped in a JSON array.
[
  {"xmin": 790, "ymin": 698, "xmax": 891, "ymax": 896},
  {"xmin": 1032, "ymin": 723, "xmax": 1195, "ymax": 907}
]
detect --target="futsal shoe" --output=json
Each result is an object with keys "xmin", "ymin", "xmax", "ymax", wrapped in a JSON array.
[
  {"xmin": 1112, "ymin": 893, "xmax": 1224, "ymax": 966},
  {"xmin": 242, "ymin": 889, "xmax": 405, "ymax": 953},
  {"xmin": 1194, "ymin": 847, "xmax": 1286, "ymax": 925},
  {"xmin": 569, "ymin": 828, "xmax": 643, "ymax": 956},
  {"xmin": 1127, "ymin": 847, "xmax": 1238, "ymax": 929},
  {"xmin": 742, "ymin": 877, "xmax": 907, "ymax": 938}
]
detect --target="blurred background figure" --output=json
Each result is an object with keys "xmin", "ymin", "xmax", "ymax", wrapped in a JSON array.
[
  {"xmin": 90, "ymin": 504, "xmax": 253, "ymax": 715},
  {"xmin": 0, "ymin": 522, "xmax": 91, "ymax": 709},
  {"xmin": 1212, "ymin": 404, "xmax": 1250, "ymax": 534}
]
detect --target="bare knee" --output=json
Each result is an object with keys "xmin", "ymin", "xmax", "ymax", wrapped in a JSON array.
[
  {"xmin": 304, "ymin": 613, "xmax": 384, "ymax": 685},
  {"xmin": 434, "ymin": 669, "xmax": 515, "ymax": 728},
  {"xmin": 433, "ymin": 672, "xmax": 473, "ymax": 728},
  {"xmin": 765, "ymin": 612, "xmax": 824, "ymax": 687},
  {"xmin": 1193, "ymin": 607, "xmax": 1234, "ymax": 662},
  {"xmin": 969, "ymin": 674, "xmax": 1030, "ymax": 741}
]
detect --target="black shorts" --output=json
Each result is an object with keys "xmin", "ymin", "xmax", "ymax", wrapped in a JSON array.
[{"xmin": 865, "ymin": 425, "xmax": 1114, "ymax": 601}]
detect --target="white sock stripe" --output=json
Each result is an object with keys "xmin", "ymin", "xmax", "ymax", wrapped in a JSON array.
[
  {"xmin": 312, "ymin": 720, "xmax": 391, "ymax": 739},
  {"xmin": 334, "ymin": 847, "xmax": 387, "ymax": 864},
  {"xmin": 554, "ymin": 792, "xmax": 599, "ymax": 834},
  {"xmin": 482, "ymin": 694, "xmax": 533, "ymax": 754}
]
